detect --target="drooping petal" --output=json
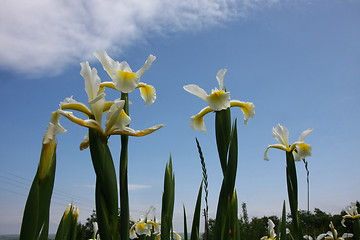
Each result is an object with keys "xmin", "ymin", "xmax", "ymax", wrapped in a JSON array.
[
  {"xmin": 272, "ymin": 124, "xmax": 290, "ymax": 149},
  {"xmin": 138, "ymin": 82, "xmax": 156, "ymax": 105},
  {"xmin": 190, "ymin": 106, "xmax": 214, "ymax": 134},
  {"xmin": 113, "ymin": 68, "xmax": 140, "ymax": 93},
  {"xmin": 183, "ymin": 84, "xmax": 208, "ymax": 101},
  {"xmin": 111, "ymin": 124, "xmax": 164, "ymax": 137},
  {"xmin": 80, "ymin": 61, "xmax": 101, "ymax": 101},
  {"xmin": 94, "ymin": 50, "xmax": 118, "ymax": 78},
  {"xmin": 298, "ymin": 128, "xmax": 314, "ymax": 142},
  {"xmin": 129, "ymin": 225, "xmax": 138, "ymax": 239},
  {"xmin": 58, "ymin": 110, "xmax": 104, "ymax": 133},
  {"xmin": 216, "ymin": 68, "xmax": 227, "ymax": 90},
  {"xmin": 136, "ymin": 54, "xmax": 156, "ymax": 77},
  {"xmin": 206, "ymin": 89, "xmax": 230, "ymax": 111},
  {"xmin": 230, "ymin": 100, "xmax": 255, "ymax": 124},
  {"xmin": 60, "ymin": 96, "xmax": 92, "ymax": 117},
  {"xmin": 293, "ymin": 142, "xmax": 312, "ymax": 161},
  {"xmin": 79, "ymin": 134, "xmax": 90, "ymax": 151},
  {"xmin": 264, "ymin": 144, "xmax": 289, "ymax": 161},
  {"xmin": 135, "ymin": 222, "xmax": 148, "ymax": 235}
]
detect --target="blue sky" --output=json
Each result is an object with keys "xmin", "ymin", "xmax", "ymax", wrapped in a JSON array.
[{"xmin": 0, "ymin": 0, "xmax": 359, "ymax": 235}]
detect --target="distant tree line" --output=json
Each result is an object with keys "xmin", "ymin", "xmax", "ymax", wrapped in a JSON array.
[
  {"xmin": 74, "ymin": 201, "xmax": 359, "ymax": 240},
  {"xmin": 203, "ymin": 201, "xmax": 360, "ymax": 240}
]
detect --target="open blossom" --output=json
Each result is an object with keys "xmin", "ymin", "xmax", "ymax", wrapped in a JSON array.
[
  {"xmin": 317, "ymin": 222, "xmax": 353, "ymax": 240},
  {"xmin": 341, "ymin": 202, "xmax": 360, "ymax": 227},
  {"xmin": 183, "ymin": 69, "xmax": 255, "ymax": 133},
  {"xmin": 94, "ymin": 50, "xmax": 156, "ymax": 105},
  {"xmin": 261, "ymin": 219, "xmax": 276, "ymax": 240},
  {"xmin": 130, "ymin": 217, "xmax": 160, "ymax": 239},
  {"xmin": 59, "ymin": 61, "xmax": 164, "ymax": 149},
  {"xmin": 264, "ymin": 124, "xmax": 313, "ymax": 162}
]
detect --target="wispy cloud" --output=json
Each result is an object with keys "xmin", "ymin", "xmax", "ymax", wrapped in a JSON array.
[{"xmin": 0, "ymin": 0, "xmax": 278, "ymax": 76}]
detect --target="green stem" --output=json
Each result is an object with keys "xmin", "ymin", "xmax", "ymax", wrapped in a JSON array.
[
  {"xmin": 119, "ymin": 92, "xmax": 129, "ymax": 240},
  {"xmin": 354, "ymin": 218, "xmax": 360, "ymax": 240}
]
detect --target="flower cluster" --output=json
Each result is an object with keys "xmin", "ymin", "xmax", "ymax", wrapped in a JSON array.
[{"xmin": 56, "ymin": 50, "xmax": 163, "ymax": 149}]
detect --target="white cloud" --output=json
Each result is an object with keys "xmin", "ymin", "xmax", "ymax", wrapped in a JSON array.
[{"xmin": 0, "ymin": 0, "xmax": 277, "ymax": 76}]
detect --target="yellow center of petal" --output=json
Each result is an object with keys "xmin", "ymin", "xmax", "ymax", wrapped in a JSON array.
[
  {"xmin": 118, "ymin": 70, "xmax": 136, "ymax": 81},
  {"xmin": 208, "ymin": 90, "xmax": 226, "ymax": 102}
]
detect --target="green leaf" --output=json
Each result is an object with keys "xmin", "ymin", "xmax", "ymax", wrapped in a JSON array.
[
  {"xmin": 215, "ymin": 108, "xmax": 231, "ymax": 175},
  {"xmin": 279, "ymin": 200, "xmax": 287, "ymax": 240},
  {"xmin": 89, "ymin": 127, "xmax": 119, "ymax": 240},
  {"xmin": 214, "ymin": 120, "xmax": 238, "ymax": 240},
  {"xmin": 190, "ymin": 181, "xmax": 203, "ymax": 240},
  {"xmin": 183, "ymin": 205, "xmax": 188, "ymax": 240},
  {"xmin": 229, "ymin": 190, "xmax": 240, "ymax": 240},
  {"xmin": 161, "ymin": 156, "xmax": 175, "ymax": 240},
  {"xmin": 20, "ymin": 145, "xmax": 57, "ymax": 240},
  {"xmin": 286, "ymin": 151, "xmax": 302, "ymax": 239}
]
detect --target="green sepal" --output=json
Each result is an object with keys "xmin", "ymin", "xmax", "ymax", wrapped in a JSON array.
[
  {"xmin": 215, "ymin": 107, "xmax": 231, "ymax": 175},
  {"xmin": 190, "ymin": 181, "xmax": 203, "ymax": 240}
]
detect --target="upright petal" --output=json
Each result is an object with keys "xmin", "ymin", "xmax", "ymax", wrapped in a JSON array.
[
  {"xmin": 136, "ymin": 54, "xmax": 156, "ymax": 77},
  {"xmin": 94, "ymin": 50, "xmax": 117, "ymax": 78},
  {"xmin": 272, "ymin": 124, "xmax": 290, "ymax": 149},
  {"xmin": 80, "ymin": 61, "xmax": 101, "ymax": 101},
  {"xmin": 183, "ymin": 84, "xmax": 208, "ymax": 101},
  {"xmin": 88, "ymin": 92, "xmax": 106, "ymax": 125},
  {"xmin": 216, "ymin": 68, "xmax": 227, "ymax": 90},
  {"xmin": 298, "ymin": 128, "xmax": 314, "ymax": 142}
]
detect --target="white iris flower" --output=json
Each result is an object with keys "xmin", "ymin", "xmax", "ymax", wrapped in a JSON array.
[
  {"xmin": 183, "ymin": 69, "xmax": 255, "ymax": 133},
  {"xmin": 264, "ymin": 124, "xmax": 313, "ymax": 162},
  {"xmin": 94, "ymin": 50, "xmax": 156, "ymax": 105}
]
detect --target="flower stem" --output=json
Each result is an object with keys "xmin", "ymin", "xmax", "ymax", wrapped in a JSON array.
[{"xmin": 119, "ymin": 92, "xmax": 129, "ymax": 240}]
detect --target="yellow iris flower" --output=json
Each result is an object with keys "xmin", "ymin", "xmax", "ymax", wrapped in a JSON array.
[{"xmin": 183, "ymin": 69, "xmax": 255, "ymax": 133}]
